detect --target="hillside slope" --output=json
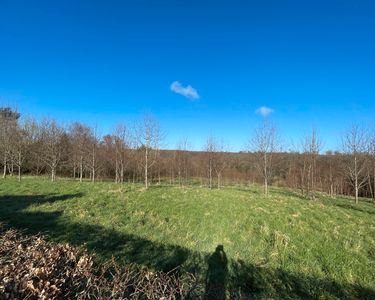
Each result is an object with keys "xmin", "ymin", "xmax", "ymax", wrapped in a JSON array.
[{"xmin": 1, "ymin": 177, "xmax": 374, "ymax": 298}]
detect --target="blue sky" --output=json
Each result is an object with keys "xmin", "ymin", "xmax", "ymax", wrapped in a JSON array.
[{"xmin": 1, "ymin": 0, "xmax": 374, "ymax": 151}]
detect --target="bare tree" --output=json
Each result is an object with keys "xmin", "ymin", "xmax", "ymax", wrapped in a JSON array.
[
  {"xmin": 250, "ymin": 121, "xmax": 280, "ymax": 196},
  {"xmin": 301, "ymin": 128, "xmax": 322, "ymax": 199},
  {"xmin": 10, "ymin": 120, "xmax": 33, "ymax": 181},
  {"xmin": 324, "ymin": 151, "xmax": 342, "ymax": 198},
  {"xmin": 204, "ymin": 136, "xmax": 217, "ymax": 189},
  {"xmin": 212, "ymin": 140, "xmax": 227, "ymax": 189},
  {"xmin": 5, "ymin": 104, "xmax": 375, "ymax": 203},
  {"xmin": 40, "ymin": 119, "xmax": 65, "ymax": 182},
  {"xmin": 69, "ymin": 122, "xmax": 91, "ymax": 182},
  {"xmin": 26, "ymin": 118, "xmax": 45, "ymax": 175},
  {"xmin": 368, "ymin": 131, "xmax": 375, "ymax": 203},
  {"xmin": 174, "ymin": 138, "xmax": 191, "ymax": 186},
  {"xmin": 86, "ymin": 125, "xmax": 100, "ymax": 182},
  {"xmin": 113, "ymin": 123, "xmax": 132, "ymax": 183},
  {"xmin": 0, "ymin": 107, "xmax": 20, "ymax": 178},
  {"xmin": 136, "ymin": 115, "xmax": 163, "ymax": 189},
  {"xmin": 342, "ymin": 125, "xmax": 369, "ymax": 204}
]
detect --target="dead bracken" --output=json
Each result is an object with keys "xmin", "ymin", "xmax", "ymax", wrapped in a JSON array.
[{"xmin": 0, "ymin": 224, "xmax": 195, "ymax": 300}]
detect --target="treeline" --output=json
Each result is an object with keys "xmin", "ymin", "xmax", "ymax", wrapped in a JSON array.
[{"xmin": 1, "ymin": 107, "xmax": 374, "ymax": 204}]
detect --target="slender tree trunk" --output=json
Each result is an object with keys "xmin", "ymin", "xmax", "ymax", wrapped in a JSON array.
[
  {"xmin": 9, "ymin": 160, "xmax": 14, "ymax": 176},
  {"xmin": 184, "ymin": 165, "xmax": 188, "ymax": 186},
  {"xmin": 79, "ymin": 157, "xmax": 83, "ymax": 183},
  {"xmin": 91, "ymin": 148, "xmax": 96, "ymax": 183},
  {"xmin": 51, "ymin": 167, "xmax": 55, "ymax": 182},
  {"xmin": 311, "ymin": 158, "xmax": 316, "ymax": 200},
  {"xmin": 368, "ymin": 174, "xmax": 374, "ymax": 201},
  {"xmin": 36, "ymin": 156, "xmax": 41, "ymax": 175},
  {"xmin": 264, "ymin": 152, "xmax": 268, "ymax": 196},
  {"xmin": 209, "ymin": 160, "xmax": 212, "ymax": 189},
  {"xmin": 355, "ymin": 185, "xmax": 359, "ymax": 204},
  {"xmin": 145, "ymin": 147, "xmax": 148, "ymax": 188},
  {"xmin": 354, "ymin": 156, "xmax": 358, "ymax": 204},
  {"xmin": 355, "ymin": 176, "xmax": 359, "ymax": 204},
  {"xmin": 158, "ymin": 167, "xmax": 161, "ymax": 185},
  {"xmin": 329, "ymin": 163, "xmax": 333, "ymax": 197},
  {"xmin": 115, "ymin": 156, "xmax": 119, "ymax": 183},
  {"xmin": 307, "ymin": 164, "xmax": 311, "ymax": 197},
  {"xmin": 264, "ymin": 177, "xmax": 268, "ymax": 196},
  {"xmin": 92, "ymin": 167, "xmax": 95, "ymax": 183},
  {"xmin": 18, "ymin": 165, "xmax": 21, "ymax": 182},
  {"xmin": 2, "ymin": 154, "xmax": 6, "ymax": 178},
  {"xmin": 120, "ymin": 162, "xmax": 124, "ymax": 183},
  {"xmin": 170, "ymin": 167, "xmax": 173, "ymax": 185},
  {"xmin": 18, "ymin": 152, "xmax": 21, "ymax": 182}
]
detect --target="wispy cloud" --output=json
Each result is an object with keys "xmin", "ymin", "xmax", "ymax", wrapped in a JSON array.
[
  {"xmin": 256, "ymin": 106, "xmax": 274, "ymax": 117},
  {"xmin": 170, "ymin": 81, "xmax": 200, "ymax": 100}
]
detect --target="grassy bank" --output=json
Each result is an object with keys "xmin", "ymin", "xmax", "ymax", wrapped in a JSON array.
[{"xmin": 1, "ymin": 177, "xmax": 374, "ymax": 298}]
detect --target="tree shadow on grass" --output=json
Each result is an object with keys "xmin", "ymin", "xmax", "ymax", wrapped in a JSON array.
[
  {"xmin": 0, "ymin": 194, "xmax": 375, "ymax": 299},
  {"xmin": 334, "ymin": 203, "xmax": 375, "ymax": 216},
  {"xmin": 272, "ymin": 188, "xmax": 308, "ymax": 200},
  {"xmin": 233, "ymin": 187, "xmax": 262, "ymax": 195},
  {"xmin": 0, "ymin": 193, "xmax": 198, "ymax": 273},
  {"xmin": 0, "ymin": 193, "xmax": 84, "ymax": 213},
  {"xmin": 229, "ymin": 259, "xmax": 375, "ymax": 300}
]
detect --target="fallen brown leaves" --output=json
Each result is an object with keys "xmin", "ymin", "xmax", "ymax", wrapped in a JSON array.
[{"xmin": 0, "ymin": 225, "xmax": 195, "ymax": 299}]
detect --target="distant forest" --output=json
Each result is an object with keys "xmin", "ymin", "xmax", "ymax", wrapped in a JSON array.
[{"xmin": 1, "ymin": 107, "xmax": 374, "ymax": 204}]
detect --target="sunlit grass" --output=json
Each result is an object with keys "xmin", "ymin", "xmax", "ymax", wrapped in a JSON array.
[{"xmin": 1, "ymin": 177, "xmax": 375, "ymax": 298}]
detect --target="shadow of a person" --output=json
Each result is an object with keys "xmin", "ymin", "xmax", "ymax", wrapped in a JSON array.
[{"xmin": 204, "ymin": 245, "xmax": 228, "ymax": 300}]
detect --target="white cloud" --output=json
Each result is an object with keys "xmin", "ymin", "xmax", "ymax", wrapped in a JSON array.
[
  {"xmin": 256, "ymin": 106, "xmax": 274, "ymax": 117},
  {"xmin": 170, "ymin": 81, "xmax": 200, "ymax": 100}
]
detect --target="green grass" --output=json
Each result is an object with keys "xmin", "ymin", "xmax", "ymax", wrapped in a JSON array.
[{"xmin": 1, "ymin": 177, "xmax": 375, "ymax": 299}]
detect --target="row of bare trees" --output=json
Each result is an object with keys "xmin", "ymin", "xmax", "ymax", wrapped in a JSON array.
[
  {"xmin": 1, "ymin": 107, "xmax": 375, "ymax": 203},
  {"xmin": 0, "ymin": 109, "xmax": 163, "ymax": 188},
  {"xmin": 247, "ymin": 121, "xmax": 375, "ymax": 204}
]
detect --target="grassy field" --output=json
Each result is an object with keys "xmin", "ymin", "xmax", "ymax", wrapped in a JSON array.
[{"xmin": 1, "ymin": 177, "xmax": 375, "ymax": 299}]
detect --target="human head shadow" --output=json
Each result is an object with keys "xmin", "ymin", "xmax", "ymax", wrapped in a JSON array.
[
  {"xmin": 0, "ymin": 194, "xmax": 375, "ymax": 299},
  {"xmin": 204, "ymin": 245, "xmax": 228, "ymax": 300}
]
